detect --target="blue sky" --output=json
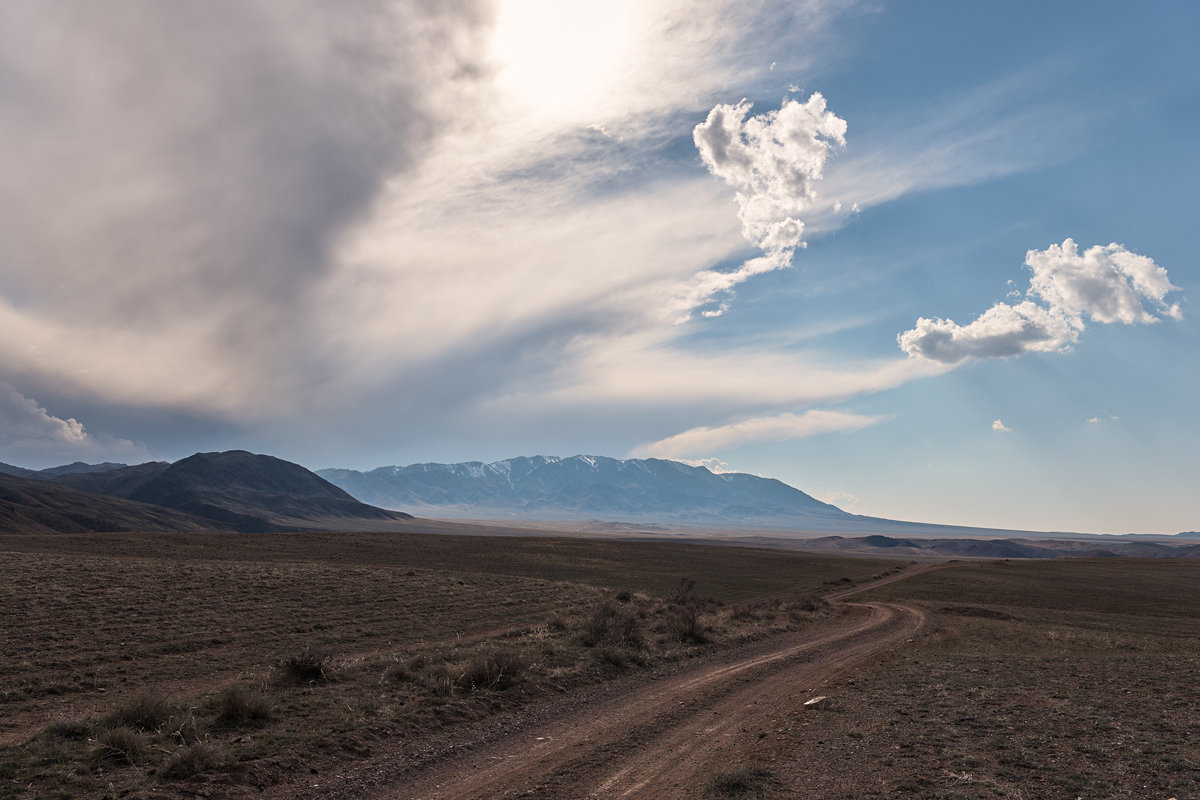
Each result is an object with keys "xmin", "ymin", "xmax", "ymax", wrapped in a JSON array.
[{"xmin": 0, "ymin": 0, "xmax": 1195, "ymax": 534}]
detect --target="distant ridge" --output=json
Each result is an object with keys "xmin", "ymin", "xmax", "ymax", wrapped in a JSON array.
[
  {"xmin": 319, "ymin": 454, "xmax": 853, "ymax": 527},
  {"xmin": 2, "ymin": 451, "xmax": 411, "ymax": 533},
  {"xmin": 0, "ymin": 471, "xmax": 212, "ymax": 534}
]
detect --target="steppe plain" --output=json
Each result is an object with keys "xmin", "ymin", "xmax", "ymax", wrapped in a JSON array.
[{"xmin": 2, "ymin": 531, "xmax": 1197, "ymax": 799}]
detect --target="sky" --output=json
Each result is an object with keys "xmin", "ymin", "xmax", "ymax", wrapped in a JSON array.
[{"xmin": 0, "ymin": 0, "xmax": 1196, "ymax": 534}]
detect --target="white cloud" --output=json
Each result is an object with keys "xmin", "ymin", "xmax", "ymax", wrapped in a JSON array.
[
  {"xmin": 898, "ymin": 300, "xmax": 1082, "ymax": 363},
  {"xmin": 1027, "ymin": 239, "xmax": 1182, "ymax": 324},
  {"xmin": 0, "ymin": 383, "xmax": 145, "ymax": 467},
  {"xmin": 992, "ymin": 419, "xmax": 1011, "ymax": 432},
  {"xmin": 899, "ymin": 240, "xmax": 1183, "ymax": 364},
  {"xmin": 688, "ymin": 93, "xmax": 846, "ymax": 316},
  {"xmin": 0, "ymin": 383, "xmax": 88, "ymax": 447},
  {"xmin": 630, "ymin": 409, "xmax": 882, "ymax": 459},
  {"xmin": 1086, "ymin": 413, "xmax": 1118, "ymax": 425}
]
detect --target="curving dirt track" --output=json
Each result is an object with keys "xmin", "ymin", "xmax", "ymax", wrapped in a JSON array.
[{"xmin": 278, "ymin": 595, "xmax": 932, "ymax": 800}]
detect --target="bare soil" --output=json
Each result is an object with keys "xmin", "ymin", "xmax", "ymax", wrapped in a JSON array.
[
  {"xmin": 0, "ymin": 531, "xmax": 902, "ymax": 799},
  {"xmin": 4, "ymin": 533, "xmax": 1196, "ymax": 800}
]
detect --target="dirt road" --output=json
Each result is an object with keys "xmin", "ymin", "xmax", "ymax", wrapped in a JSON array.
[{"xmin": 279, "ymin": 593, "xmax": 931, "ymax": 800}]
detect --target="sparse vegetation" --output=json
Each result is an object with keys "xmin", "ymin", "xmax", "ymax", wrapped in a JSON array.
[
  {"xmin": 215, "ymin": 683, "xmax": 272, "ymax": 723},
  {"xmin": 160, "ymin": 741, "xmax": 221, "ymax": 779},
  {"xmin": 100, "ymin": 691, "xmax": 172, "ymax": 732},
  {"xmin": 580, "ymin": 600, "xmax": 642, "ymax": 648},
  {"xmin": 703, "ymin": 765, "xmax": 773, "ymax": 799},
  {"xmin": 275, "ymin": 645, "xmax": 330, "ymax": 685},
  {"xmin": 0, "ymin": 530, "xmax": 894, "ymax": 799},
  {"xmin": 89, "ymin": 726, "xmax": 144, "ymax": 767}
]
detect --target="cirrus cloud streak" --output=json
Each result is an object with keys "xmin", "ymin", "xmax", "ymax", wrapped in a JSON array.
[{"xmin": 630, "ymin": 409, "xmax": 883, "ymax": 460}]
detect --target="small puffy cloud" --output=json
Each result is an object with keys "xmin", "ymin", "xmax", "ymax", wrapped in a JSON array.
[
  {"xmin": 630, "ymin": 408, "xmax": 881, "ymax": 460},
  {"xmin": 1027, "ymin": 239, "xmax": 1182, "ymax": 324},
  {"xmin": 1086, "ymin": 413, "xmax": 1118, "ymax": 425},
  {"xmin": 898, "ymin": 301, "xmax": 1081, "ymax": 364},
  {"xmin": 687, "ymin": 94, "xmax": 846, "ymax": 317},
  {"xmin": 899, "ymin": 240, "xmax": 1183, "ymax": 364},
  {"xmin": 0, "ymin": 383, "xmax": 88, "ymax": 446},
  {"xmin": 0, "ymin": 383, "xmax": 146, "ymax": 467},
  {"xmin": 992, "ymin": 419, "xmax": 1011, "ymax": 432}
]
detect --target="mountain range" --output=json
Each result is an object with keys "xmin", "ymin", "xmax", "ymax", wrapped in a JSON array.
[
  {"xmin": 2, "ymin": 452, "xmax": 1195, "ymax": 558},
  {"xmin": 317, "ymin": 455, "xmax": 854, "ymax": 526}
]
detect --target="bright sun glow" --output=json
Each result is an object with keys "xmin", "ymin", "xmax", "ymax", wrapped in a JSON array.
[{"xmin": 491, "ymin": 0, "xmax": 640, "ymax": 115}]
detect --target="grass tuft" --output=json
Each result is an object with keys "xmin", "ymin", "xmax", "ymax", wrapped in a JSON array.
[
  {"xmin": 459, "ymin": 648, "xmax": 528, "ymax": 691},
  {"xmin": 216, "ymin": 684, "xmax": 272, "ymax": 723},
  {"xmin": 275, "ymin": 645, "xmax": 330, "ymax": 685},
  {"xmin": 46, "ymin": 718, "xmax": 91, "ymax": 740},
  {"xmin": 89, "ymin": 727, "xmax": 145, "ymax": 767},
  {"xmin": 160, "ymin": 741, "xmax": 220, "ymax": 780},
  {"xmin": 703, "ymin": 765, "xmax": 773, "ymax": 799},
  {"xmin": 101, "ymin": 692, "xmax": 172, "ymax": 732}
]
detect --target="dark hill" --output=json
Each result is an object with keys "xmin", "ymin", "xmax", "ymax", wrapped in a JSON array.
[
  {"xmin": 0, "ymin": 472, "xmax": 213, "ymax": 533},
  {"xmin": 124, "ymin": 451, "xmax": 411, "ymax": 532},
  {"xmin": 0, "ymin": 462, "xmax": 44, "ymax": 480},
  {"xmin": 54, "ymin": 462, "xmax": 170, "ymax": 496}
]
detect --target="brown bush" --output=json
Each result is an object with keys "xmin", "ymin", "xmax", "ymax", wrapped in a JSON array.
[
  {"xmin": 101, "ymin": 692, "xmax": 172, "ymax": 732},
  {"xmin": 580, "ymin": 601, "xmax": 642, "ymax": 648},
  {"xmin": 703, "ymin": 765, "xmax": 773, "ymax": 799},
  {"xmin": 161, "ymin": 742, "xmax": 220, "ymax": 780},
  {"xmin": 46, "ymin": 718, "xmax": 91, "ymax": 740},
  {"xmin": 89, "ymin": 726, "xmax": 144, "ymax": 767},
  {"xmin": 793, "ymin": 593, "xmax": 831, "ymax": 613},
  {"xmin": 664, "ymin": 603, "xmax": 708, "ymax": 643},
  {"xmin": 216, "ymin": 684, "xmax": 272, "ymax": 723},
  {"xmin": 275, "ymin": 645, "xmax": 330, "ymax": 685},
  {"xmin": 459, "ymin": 649, "xmax": 528, "ymax": 691}
]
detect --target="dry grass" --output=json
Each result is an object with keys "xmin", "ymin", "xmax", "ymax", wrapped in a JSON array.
[{"xmin": 703, "ymin": 765, "xmax": 774, "ymax": 799}]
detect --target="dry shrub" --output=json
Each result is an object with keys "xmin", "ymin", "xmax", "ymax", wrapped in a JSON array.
[
  {"xmin": 90, "ymin": 726, "xmax": 144, "ymax": 767},
  {"xmin": 793, "ymin": 593, "xmax": 831, "ymax": 614},
  {"xmin": 383, "ymin": 661, "xmax": 417, "ymax": 683},
  {"xmin": 703, "ymin": 765, "xmax": 773, "ymax": 799},
  {"xmin": 275, "ymin": 645, "xmax": 330, "ymax": 685},
  {"xmin": 166, "ymin": 713, "xmax": 203, "ymax": 746},
  {"xmin": 459, "ymin": 649, "xmax": 527, "ymax": 691},
  {"xmin": 46, "ymin": 718, "xmax": 91, "ymax": 740},
  {"xmin": 664, "ymin": 603, "xmax": 707, "ymax": 644},
  {"xmin": 672, "ymin": 577, "xmax": 699, "ymax": 605},
  {"xmin": 422, "ymin": 649, "xmax": 529, "ymax": 695},
  {"xmin": 102, "ymin": 692, "xmax": 172, "ymax": 732},
  {"xmin": 385, "ymin": 654, "xmax": 429, "ymax": 684},
  {"xmin": 730, "ymin": 599, "xmax": 779, "ymax": 622},
  {"xmin": 594, "ymin": 645, "xmax": 630, "ymax": 670},
  {"xmin": 580, "ymin": 601, "xmax": 641, "ymax": 648},
  {"xmin": 423, "ymin": 663, "xmax": 457, "ymax": 697},
  {"xmin": 216, "ymin": 684, "xmax": 272, "ymax": 723},
  {"xmin": 160, "ymin": 742, "xmax": 220, "ymax": 780}
]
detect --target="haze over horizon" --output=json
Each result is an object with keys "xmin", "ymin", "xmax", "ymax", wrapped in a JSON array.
[{"xmin": 0, "ymin": 1, "xmax": 1196, "ymax": 535}]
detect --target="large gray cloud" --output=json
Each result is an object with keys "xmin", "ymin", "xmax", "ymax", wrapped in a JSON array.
[{"xmin": 0, "ymin": 0, "xmax": 490, "ymax": 411}]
